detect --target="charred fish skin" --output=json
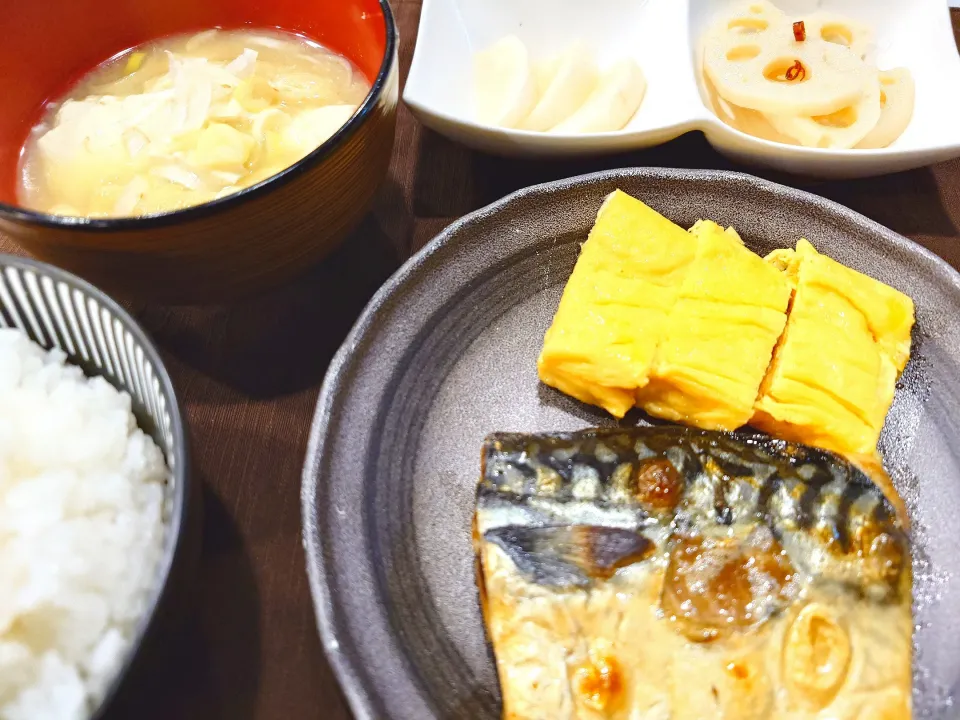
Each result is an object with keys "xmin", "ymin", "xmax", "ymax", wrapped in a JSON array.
[{"xmin": 476, "ymin": 427, "xmax": 909, "ymax": 600}]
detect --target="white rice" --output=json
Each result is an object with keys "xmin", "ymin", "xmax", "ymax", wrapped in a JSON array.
[{"xmin": 0, "ymin": 328, "xmax": 168, "ymax": 720}]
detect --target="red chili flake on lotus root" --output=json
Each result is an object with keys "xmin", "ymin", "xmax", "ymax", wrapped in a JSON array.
[
  {"xmin": 793, "ymin": 20, "xmax": 806, "ymax": 42},
  {"xmin": 785, "ymin": 59, "xmax": 806, "ymax": 81}
]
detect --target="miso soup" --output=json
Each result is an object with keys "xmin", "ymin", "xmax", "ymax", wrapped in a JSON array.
[{"xmin": 18, "ymin": 29, "xmax": 371, "ymax": 218}]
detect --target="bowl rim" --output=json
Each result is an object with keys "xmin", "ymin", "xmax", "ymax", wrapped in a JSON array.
[
  {"xmin": 0, "ymin": 251, "xmax": 192, "ymax": 717},
  {"xmin": 300, "ymin": 166, "xmax": 960, "ymax": 720},
  {"xmin": 0, "ymin": 0, "xmax": 398, "ymax": 233}
]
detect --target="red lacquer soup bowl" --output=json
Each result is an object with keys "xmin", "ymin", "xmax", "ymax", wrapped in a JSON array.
[{"xmin": 0, "ymin": 0, "xmax": 398, "ymax": 303}]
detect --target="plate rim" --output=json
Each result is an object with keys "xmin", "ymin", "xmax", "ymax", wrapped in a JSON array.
[{"xmin": 301, "ymin": 166, "xmax": 960, "ymax": 720}]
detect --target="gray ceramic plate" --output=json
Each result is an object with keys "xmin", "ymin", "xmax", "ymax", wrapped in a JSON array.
[{"xmin": 302, "ymin": 168, "xmax": 960, "ymax": 720}]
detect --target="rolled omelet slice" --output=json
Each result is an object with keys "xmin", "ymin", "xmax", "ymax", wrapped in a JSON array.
[
  {"xmin": 768, "ymin": 239, "xmax": 914, "ymax": 370},
  {"xmin": 537, "ymin": 190, "xmax": 699, "ymax": 418},
  {"xmin": 754, "ymin": 239, "xmax": 914, "ymax": 456},
  {"xmin": 636, "ymin": 220, "xmax": 792, "ymax": 430}
]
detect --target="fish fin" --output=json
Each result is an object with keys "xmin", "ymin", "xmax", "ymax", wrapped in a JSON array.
[{"xmin": 483, "ymin": 525, "xmax": 653, "ymax": 588}]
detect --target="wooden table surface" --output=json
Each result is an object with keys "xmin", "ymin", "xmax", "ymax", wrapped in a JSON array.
[{"xmin": 3, "ymin": 3, "xmax": 959, "ymax": 719}]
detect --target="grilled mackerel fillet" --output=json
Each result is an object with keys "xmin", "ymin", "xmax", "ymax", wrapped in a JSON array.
[{"xmin": 474, "ymin": 427, "xmax": 911, "ymax": 720}]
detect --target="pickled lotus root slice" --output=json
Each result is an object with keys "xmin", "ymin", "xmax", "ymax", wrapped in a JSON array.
[
  {"xmin": 782, "ymin": 603, "xmax": 852, "ymax": 710},
  {"xmin": 800, "ymin": 10, "xmax": 875, "ymax": 61},
  {"xmin": 723, "ymin": 0, "xmax": 786, "ymax": 35},
  {"xmin": 703, "ymin": 22, "xmax": 873, "ymax": 116},
  {"xmin": 767, "ymin": 66, "xmax": 881, "ymax": 148},
  {"xmin": 857, "ymin": 68, "xmax": 915, "ymax": 149},
  {"xmin": 701, "ymin": 65, "xmax": 799, "ymax": 144},
  {"xmin": 660, "ymin": 532, "xmax": 797, "ymax": 642}
]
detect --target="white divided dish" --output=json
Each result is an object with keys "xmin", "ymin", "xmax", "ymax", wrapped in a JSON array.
[{"xmin": 404, "ymin": 0, "xmax": 960, "ymax": 177}]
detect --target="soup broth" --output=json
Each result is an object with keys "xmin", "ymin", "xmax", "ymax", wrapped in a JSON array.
[{"xmin": 18, "ymin": 29, "xmax": 371, "ymax": 218}]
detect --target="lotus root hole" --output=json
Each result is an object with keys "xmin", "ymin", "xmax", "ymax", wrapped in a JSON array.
[
  {"xmin": 727, "ymin": 45, "xmax": 763, "ymax": 62},
  {"xmin": 812, "ymin": 106, "xmax": 858, "ymax": 129},
  {"xmin": 764, "ymin": 58, "xmax": 809, "ymax": 83},
  {"xmin": 728, "ymin": 17, "xmax": 769, "ymax": 34},
  {"xmin": 820, "ymin": 23, "xmax": 854, "ymax": 46}
]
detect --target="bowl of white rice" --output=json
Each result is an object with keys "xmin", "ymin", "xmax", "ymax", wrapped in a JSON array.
[{"xmin": 0, "ymin": 253, "xmax": 190, "ymax": 720}]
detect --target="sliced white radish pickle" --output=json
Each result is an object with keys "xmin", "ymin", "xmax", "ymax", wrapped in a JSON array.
[
  {"xmin": 473, "ymin": 35, "xmax": 538, "ymax": 129},
  {"xmin": 532, "ymin": 55, "xmax": 563, "ymax": 99},
  {"xmin": 550, "ymin": 58, "xmax": 646, "ymax": 134},
  {"xmin": 519, "ymin": 42, "xmax": 598, "ymax": 132}
]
